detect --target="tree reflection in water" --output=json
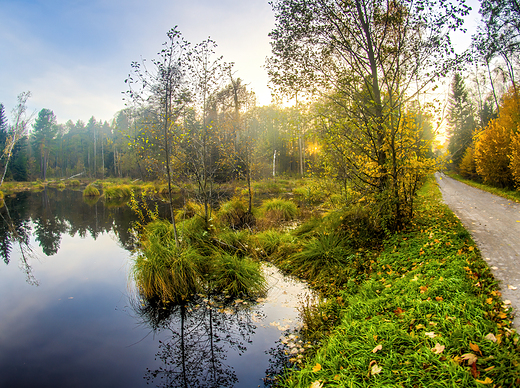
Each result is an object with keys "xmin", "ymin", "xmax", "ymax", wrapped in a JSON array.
[
  {"xmin": 0, "ymin": 198, "xmax": 38, "ymax": 285},
  {"xmin": 132, "ymin": 294, "xmax": 265, "ymax": 387}
]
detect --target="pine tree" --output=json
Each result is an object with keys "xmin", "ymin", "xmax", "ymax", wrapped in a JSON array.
[{"xmin": 447, "ymin": 74, "xmax": 477, "ymax": 168}]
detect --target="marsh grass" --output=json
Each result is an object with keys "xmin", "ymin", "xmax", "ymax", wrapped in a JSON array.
[
  {"xmin": 276, "ymin": 177, "xmax": 520, "ymax": 388},
  {"xmin": 254, "ymin": 229, "xmax": 296, "ymax": 258},
  {"xmin": 259, "ymin": 198, "xmax": 298, "ymax": 228},
  {"xmin": 214, "ymin": 229, "xmax": 252, "ymax": 257},
  {"xmin": 103, "ymin": 185, "xmax": 132, "ymax": 200},
  {"xmin": 217, "ymin": 197, "xmax": 255, "ymax": 229},
  {"xmin": 132, "ymin": 220, "xmax": 203, "ymax": 302},
  {"xmin": 210, "ymin": 253, "xmax": 266, "ymax": 296},
  {"xmin": 176, "ymin": 200, "xmax": 204, "ymax": 221},
  {"xmin": 83, "ymin": 184, "xmax": 100, "ymax": 197}
]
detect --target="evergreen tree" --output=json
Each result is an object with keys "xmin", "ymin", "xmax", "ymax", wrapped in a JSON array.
[
  {"xmin": 447, "ymin": 74, "xmax": 477, "ymax": 168},
  {"xmin": 32, "ymin": 108, "xmax": 57, "ymax": 180}
]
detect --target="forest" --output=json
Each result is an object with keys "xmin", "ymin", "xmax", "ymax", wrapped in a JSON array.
[
  {"xmin": 0, "ymin": 0, "xmax": 518, "ymax": 223},
  {"xmin": 1, "ymin": 0, "xmax": 520, "ymax": 386}
]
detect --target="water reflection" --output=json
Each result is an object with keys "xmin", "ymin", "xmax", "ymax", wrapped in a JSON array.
[
  {"xmin": 133, "ymin": 294, "xmax": 265, "ymax": 388},
  {"xmin": 0, "ymin": 188, "xmax": 313, "ymax": 387},
  {"xmin": 0, "ymin": 188, "xmax": 171, "ymax": 265},
  {"xmin": 0, "ymin": 199, "xmax": 38, "ymax": 285}
]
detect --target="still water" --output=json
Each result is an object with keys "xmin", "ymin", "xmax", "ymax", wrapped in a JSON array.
[{"xmin": 0, "ymin": 188, "xmax": 310, "ymax": 387}]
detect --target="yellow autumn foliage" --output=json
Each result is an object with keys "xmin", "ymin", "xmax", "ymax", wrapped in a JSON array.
[{"xmin": 474, "ymin": 89, "xmax": 520, "ymax": 187}]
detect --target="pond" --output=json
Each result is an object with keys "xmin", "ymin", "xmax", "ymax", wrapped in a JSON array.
[{"xmin": 0, "ymin": 188, "xmax": 311, "ymax": 387}]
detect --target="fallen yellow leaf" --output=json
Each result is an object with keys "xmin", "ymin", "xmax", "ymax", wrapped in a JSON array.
[
  {"xmin": 312, "ymin": 363, "xmax": 322, "ymax": 373},
  {"xmin": 309, "ymin": 380, "xmax": 323, "ymax": 388},
  {"xmin": 475, "ymin": 377, "xmax": 493, "ymax": 384},
  {"xmin": 469, "ymin": 342, "xmax": 481, "ymax": 354},
  {"xmin": 486, "ymin": 297, "xmax": 493, "ymax": 304}
]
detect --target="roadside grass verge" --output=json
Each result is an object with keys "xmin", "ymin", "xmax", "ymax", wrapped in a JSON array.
[
  {"xmin": 277, "ymin": 178, "xmax": 520, "ymax": 387},
  {"xmin": 445, "ymin": 172, "xmax": 520, "ymax": 203}
]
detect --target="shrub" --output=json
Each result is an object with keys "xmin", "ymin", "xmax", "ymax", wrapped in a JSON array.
[
  {"xmin": 210, "ymin": 253, "xmax": 266, "ymax": 297},
  {"xmin": 68, "ymin": 179, "xmax": 81, "ymax": 186},
  {"xmin": 458, "ymin": 144, "xmax": 478, "ymax": 179},
  {"xmin": 83, "ymin": 185, "xmax": 100, "ymax": 197}
]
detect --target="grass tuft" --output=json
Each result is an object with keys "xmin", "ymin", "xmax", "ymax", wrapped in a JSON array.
[
  {"xmin": 82, "ymin": 184, "xmax": 100, "ymax": 197},
  {"xmin": 210, "ymin": 253, "xmax": 266, "ymax": 297}
]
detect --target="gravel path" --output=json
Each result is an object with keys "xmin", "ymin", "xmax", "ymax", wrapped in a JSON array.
[{"xmin": 435, "ymin": 173, "xmax": 520, "ymax": 328}]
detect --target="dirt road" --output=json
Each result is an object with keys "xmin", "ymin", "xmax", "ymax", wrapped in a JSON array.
[{"xmin": 435, "ymin": 173, "xmax": 520, "ymax": 327}]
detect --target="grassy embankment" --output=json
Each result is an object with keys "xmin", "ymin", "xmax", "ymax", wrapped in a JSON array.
[
  {"xmin": 446, "ymin": 172, "xmax": 520, "ymax": 203},
  {"xmin": 268, "ymin": 177, "xmax": 520, "ymax": 387}
]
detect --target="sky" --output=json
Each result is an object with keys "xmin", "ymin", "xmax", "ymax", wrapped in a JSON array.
[
  {"xmin": 0, "ymin": 0, "xmax": 276, "ymax": 124},
  {"xmin": 0, "ymin": 0, "xmax": 481, "ymax": 125}
]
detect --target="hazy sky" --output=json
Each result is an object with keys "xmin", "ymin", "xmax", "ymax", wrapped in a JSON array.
[
  {"xmin": 0, "ymin": 0, "xmax": 480, "ymax": 125},
  {"xmin": 0, "ymin": 0, "xmax": 276, "ymax": 123}
]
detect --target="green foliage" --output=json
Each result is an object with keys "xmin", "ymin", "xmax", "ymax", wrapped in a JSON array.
[
  {"xmin": 209, "ymin": 253, "xmax": 266, "ymax": 297},
  {"xmin": 254, "ymin": 229, "xmax": 296, "ymax": 258},
  {"xmin": 82, "ymin": 184, "xmax": 100, "ymax": 197},
  {"xmin": 276, "ymin": 178, "xmax": 520, "ymax": 387},
  {"xmin": 447, "ymin": 73, "xmax": 477, "ymax": 168}
]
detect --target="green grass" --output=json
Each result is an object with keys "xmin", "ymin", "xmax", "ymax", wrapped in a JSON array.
[
  {"xmin": 275, "ymin": 177, "xmax": 520, "ymax": 387},
  {"xmin": 217, "ymin": 197, "xmax": 255, "ymax": 229},
  {"xmin": 103, "ymin": 185, "xmax": 132, "ymax": 200},
  {"xmin": 209, "ymin": 253, "xmax": 266, "ymax": 297},
  {"xmin": 132, "ymin": 220, "xmax": 203, "ymax": 302},
  {"xmin": 259, "ymin": 197, "xmax": 298, "ymax": 223},
  {"xmin": 446, "ymin": 172, "xmax": 520, "ymax": 203}
]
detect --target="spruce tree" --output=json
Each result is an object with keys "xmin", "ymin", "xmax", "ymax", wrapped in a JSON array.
[{"xmin": 447, "ymin": 74, "xmax": 477, "ymax": 168}]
